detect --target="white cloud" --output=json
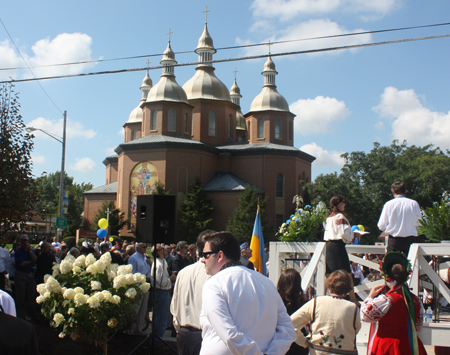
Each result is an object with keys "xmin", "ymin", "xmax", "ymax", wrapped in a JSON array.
[
  {"xmin": 69, "ymin": 157, "xmax": 96, "ymax": 173},
  {"xmin": 250, "ymin": 0, "xmax": 341, "ymax": 20},
  {"xmin": 238, "ymin": 19, "xmax": 372, "ymax": 57},
  {"xmin": 291, "ymin": 95, "xmax": 350, "ymax": 135},
  {"xmin": 0, "ymin": 33, "xmax": 95, "ymax": 80},
  {"xmin": 117, "ymin": 128, "xmax": 124, "ymax": 136},
  {"xmin": 26, "ymin": 116, "xmax": 96, "ymax": 140},
  {"xmin": 32, "ymin": 155, "xmax": 47, "ymax": 164},
  {"xmin": 374, "ymin": 121, "xmax": 384, "ymax": 130},
  {"xmin": 373, "ymin": 86, "xmax": 450, "ymax": 149},
  {"xmin": 250, "ymin": 0, "xmax": 400, "ymax": 20},
  {"xmin": 104, "ymin": 147, "xmax": 116, "ymax": 156},
  {"xmin": 300, "ymin": 142, "xmax": 345, "ymax": 167},
  {"xmin": 0, "ymin": 40, "xmax": 21, "ymax": 80}
]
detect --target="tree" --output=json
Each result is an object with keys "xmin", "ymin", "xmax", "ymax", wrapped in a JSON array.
[
  {"xmin": 151, "ymin": 180, "xmax": 170, "ymax": 195},
  {"xmin": 226, "ymin": 185, "xmax": 271, "ymax": 242},
  {"xmin": 92, "ymin": 201, "xmax": 127, "ymax": 236},
  {"xmin": 177, "ymin": 177, "xmax": 214, "ymax": 243},
  {"xmin": 33, "ymin": 172, "xmax": 93, "ymax": 237},
  {"xmin": 0, "ymin": 84, "xmax": 37, "ymax": 242},
  {"xmin": 64, "ymin": 182, "xmax": 93, "ymax": 237},
  {"xmin": 33, "ymin": 171, "xmax": 74, "ymax": 217},
  {"xmin": 307, "ymin": 141, "xmax": 450, "ymax": 244}
]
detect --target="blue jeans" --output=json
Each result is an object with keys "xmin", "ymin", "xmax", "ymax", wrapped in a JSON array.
[{"xmin": 153, "ymin": 289, "xmax": 170, "ymax": 345}]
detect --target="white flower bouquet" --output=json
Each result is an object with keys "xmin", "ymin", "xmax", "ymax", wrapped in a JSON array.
[{"xmin": 36, "ymin": 252, "xmax": 150, "ymax": 353}]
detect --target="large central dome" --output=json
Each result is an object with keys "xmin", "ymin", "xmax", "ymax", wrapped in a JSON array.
[
  {"xmin": 183, "ymin": 23, "xmax": 230, "ymax": 102},
  {"xmin": 183, "ymin": 66, "xmax": 230, "ymax": 101}
]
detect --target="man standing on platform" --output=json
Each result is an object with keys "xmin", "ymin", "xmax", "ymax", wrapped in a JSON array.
[
  {"xmin": 378, "ymin": 181, "xmax": 422, "ymax": 255},
  {"xmin": 170, "ymin": 230, "xmax": 214, "ymax": 355},
  {"xmin": 200, "ymin": 232, "xmax": 295, "ymax": 355}
]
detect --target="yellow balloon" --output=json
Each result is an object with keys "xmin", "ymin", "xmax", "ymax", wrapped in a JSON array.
[
  {"xmin": 357, "ymin": 224, "xmax": 365, "ymax": 232},
  {"xmin": 109, "ymin": 237, "xmax": 114, "ymax": 242},
  {"xmin": 98, "ymin": 218, "xmax": 108, "ymax": 229}
]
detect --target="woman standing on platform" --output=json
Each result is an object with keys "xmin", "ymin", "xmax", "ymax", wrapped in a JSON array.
[
  {"xmin": 361, "ymin": 252, "xmax": 426, "ymax": 355},
  {"xmin": 324, "ymin": 195, "xmax": 360, "ymax": 303},
  {"xmin": 278, "ymin": 269, "xmax": 309, "ymax": 355}
]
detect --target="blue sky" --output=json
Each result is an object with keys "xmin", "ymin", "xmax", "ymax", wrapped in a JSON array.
[{"xmin": 1, "ymin": 0, "xmax": 450, "ymax": 189}]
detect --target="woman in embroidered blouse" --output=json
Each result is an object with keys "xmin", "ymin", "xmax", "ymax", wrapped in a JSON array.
[
  {"xmin": 324, "ymin": 195, "xmax": 361, "ymax": 303},
  {"xmin": 361, "ymin": 252, "xmax": 426, "ymax": 355},
  {"xmin": 324, "ymin": 195, "xmax": 360, "ymax": 275},
  {"xmin": 291, "ymin": 270, "xmax": 361, "ymax": 355}
]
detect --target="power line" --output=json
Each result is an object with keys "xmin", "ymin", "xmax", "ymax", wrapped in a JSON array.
[
  {"xmin": 0, "ymin": 17, "xmax": 63, "ymax": 114},
  {"xmin": 1, "ymin": 32, "xmax": 449, "ymax": 84},
  {"xmin": 1, "ymin": 21, "xmax": 450, "ymax": 72}
]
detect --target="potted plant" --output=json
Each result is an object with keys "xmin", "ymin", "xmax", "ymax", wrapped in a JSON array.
[
  {"xmin": 277, "ymin": 202, "xmax": 328, "ymax": 242},
  {"xmin": 418, "ymin": 191, "xmax": 450, "ymax": 243}
]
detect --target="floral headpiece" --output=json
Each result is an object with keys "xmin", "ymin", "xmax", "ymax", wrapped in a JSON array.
[{"xmin": 379, "ymin": 251, "xmax": 412, "ymax": 282}]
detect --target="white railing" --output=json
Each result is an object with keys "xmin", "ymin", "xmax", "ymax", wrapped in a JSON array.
[{"xmin": 269, "ymin": 241, "xmax": 450, "ymax": 347}]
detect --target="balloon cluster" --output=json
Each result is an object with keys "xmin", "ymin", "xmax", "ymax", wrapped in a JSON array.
[
  {"xmin": 351, "ymin": 224, "xmax": 365, "ymax": 245},
  {"xmin": 97, "ymin": 218, "xmax": 108, "ymax": 239}
]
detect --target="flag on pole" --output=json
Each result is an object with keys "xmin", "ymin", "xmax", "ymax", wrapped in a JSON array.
[{"xmin": 249, "ymin": 206, "xmax": 267, "ymax": 275}]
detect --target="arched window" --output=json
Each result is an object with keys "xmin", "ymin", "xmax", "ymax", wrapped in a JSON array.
[
  {"xmin": 289, "ymin": 120, "xmax": 293, "ymax": 141},
  {"xmin": 258, "ymin": 119, "xmax": 264, "ymax": 138},
  {"xmin": 151, "ymin": 111, "xmax": 158, "ymax": 131},
  {"xmin": 276, "ymin": 174, "xmax": 284, "ymax": 198},
  {"xmin": 168, "ymin": 110, "xmax": 176, "ymax": 131},
  {"xmin": 184, "ymin": 113, "xmax": 189, "ymax": 134},
  {"xmin": 228, "ymin": 115, "xmax": 232, "ymax": 139},
  {"xmin": 275, "ymin": 119, "xmax": 281, "ymax": 139},
  {"xmin": 208, "ymin": 111, "xmax": 217, "ymax": 136},
  {"xmin": 132, "ymin": 130, "xmax": 137, "ymax": 140}
]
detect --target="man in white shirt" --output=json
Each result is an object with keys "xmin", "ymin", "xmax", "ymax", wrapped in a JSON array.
[
  {"xmin": 200, "ymin": 232, "xmax": 296, "ymax": 355},
  {"xmin": 51, "ymin": 237, "xmax": 61, "ymax": 249},
  {"xmin": 378, "ymin": 181, "xmax": 422, "ymax": 255},
  {"xmin": 170, "ymin": 230, "xmax": 214, "ymax": 355}
]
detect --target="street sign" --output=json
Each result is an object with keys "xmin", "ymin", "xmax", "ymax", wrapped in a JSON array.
[{"xmin": 56, "ymin": 217, "xmax": 67, "ymax": 229}]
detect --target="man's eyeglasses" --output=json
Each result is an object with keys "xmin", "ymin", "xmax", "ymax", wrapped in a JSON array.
[{"xmin": 203, "ymin": 251, "xmax": 218, "ymax": 260}]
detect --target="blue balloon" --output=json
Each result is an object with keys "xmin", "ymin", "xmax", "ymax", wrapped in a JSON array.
[
  {"xmin": 352, "ymin": 237, "xmax": 359, "ymax": 245},
  {"xmin": 97, "ymin": 228, "xmax": 107, "ymax": 239},
  {"xmin": 351, "ymin": 225, "xmax": 360, "ymax": 232}
]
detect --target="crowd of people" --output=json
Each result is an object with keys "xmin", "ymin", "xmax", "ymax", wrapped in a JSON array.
[{"xmin": 0, "ymin": 180, "xmax": 445, "ymax": 355}]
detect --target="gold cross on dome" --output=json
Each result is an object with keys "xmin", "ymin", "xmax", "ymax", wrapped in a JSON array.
[
  {"xmin": 203, "ymin": 6, "xmax": 210, "ymax": 24},
  {"xmin": 233, "ymin": 68, "xmax": 238, "ymax": 80},
  {"xmin": 167, "ymin": 28, "xmax": 173, "ymax": 42},
  {"xmin": 267, "ymin": 40, "xmax": 272, "ymax": 55}
]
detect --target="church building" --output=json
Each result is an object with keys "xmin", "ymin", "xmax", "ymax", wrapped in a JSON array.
[{"xmin": 84, "ymin": 19, "xmax": 315, "ymax": 238}]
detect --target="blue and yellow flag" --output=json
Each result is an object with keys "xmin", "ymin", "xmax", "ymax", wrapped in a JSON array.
[{"xmin": 249, "ymin": 206, "xmax": 267, "ymax": 275}]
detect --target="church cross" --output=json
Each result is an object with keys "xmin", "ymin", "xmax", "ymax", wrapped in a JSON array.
[
  {"xmin": 267, "ymin": 40, "xmax": 272, "ymax": 55},
  {"xmin": 233, "ymin": 68, "xmax": 238, "ymax": 80},
  {"xmin": 203, "ymin": 6, "xmax": 210, "ymax": 24},
  {"xmin": 167, "ymin": 28, "xmax": 173, "ymax": 42}
]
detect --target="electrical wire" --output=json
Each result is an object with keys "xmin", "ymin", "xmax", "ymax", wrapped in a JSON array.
[
  {"xmin": 0, "ymin": 17, "xmax": 64, "ymax": 114},
  {"xmin": 1, "ymin": 21, "xmax": 450, "ymax": 72},
  {"xmin": 1, "ymin": 32, "xmax": 449, "ymax": 84}
]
